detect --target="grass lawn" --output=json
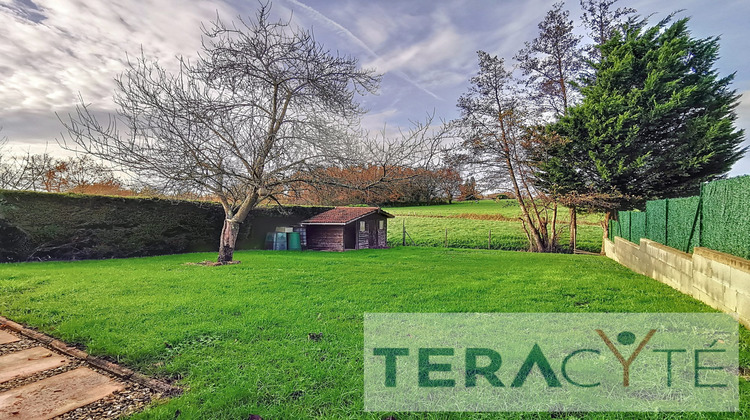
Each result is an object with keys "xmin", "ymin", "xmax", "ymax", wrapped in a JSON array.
[
  {"xmin": 384, "ymin": 201, "xmax": 604, "ymax": 253},
  {"xmin": 387, "ymin": 216, "xmax": 603, "ymax": 253},
  {"xmin": 0, "ymin": 248, "xmax": 747, "ymax": 419},
  {"xmin": 384, "ymin": 200, "xmax": 604, "ymax": 224}
]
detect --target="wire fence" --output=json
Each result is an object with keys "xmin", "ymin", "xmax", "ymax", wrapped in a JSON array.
[{"xmin": 388, "ymin": 219, "xmax": 604, "ymax": 253}]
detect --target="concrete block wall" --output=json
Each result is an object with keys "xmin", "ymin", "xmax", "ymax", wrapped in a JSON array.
[{"xmin": 605, "ymin": 237, "xmax": 750, "ymax": 328}]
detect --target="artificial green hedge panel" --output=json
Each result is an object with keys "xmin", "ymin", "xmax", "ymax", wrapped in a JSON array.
[
  {"xmin": 618, "ymin": 211, "xmax": 631, "ymax": 242},
  {"xmin": 0, "ymin": 190, "xmax": 330, "ymax": 262},
  {"xmin": 701, "ymin": 176, "xmax": 750, "ymax": 259},
  {"xmin": 646, "ymin": 199, "xmax": 667, "ymax": 244},
  {"xmin": 630, "ymin": 212, "xmax": 647, "ymax": 245},
  {"xmin": 611, "ymin": 176, "xmax": 748, "ymax": 259},
  {"xmin": 666, "ymin": 196, "xmax": 701, "ymax": 252}
]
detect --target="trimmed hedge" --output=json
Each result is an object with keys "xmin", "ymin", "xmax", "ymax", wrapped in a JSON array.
[
  {"xmin": 0, "ymin": 190, "xmax": 330, "ymax": 262},
  {"xmin": 609, "ymin": 175, "xmax": 750, "ymax": 259}
]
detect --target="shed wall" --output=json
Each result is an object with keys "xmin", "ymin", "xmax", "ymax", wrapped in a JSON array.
[
  {"xmin": 354, "ymin": 214, "xmax": 388, "ymax": 249},
  {"xmin": 306, "ymin": 225, "xmax": 345, "ymax": 251}
]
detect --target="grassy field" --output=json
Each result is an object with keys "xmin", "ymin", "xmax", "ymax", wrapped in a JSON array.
[
  {"xmin": 0, "ymin": 248, "xmax": 747, "ymax": 419},
  {"xmin": 384, "ymin": 200, "xmax": 604, "ymax": 253},
  {"xmin": 385, "ymin": 200, "xmax": 604, "ymax": 223}
]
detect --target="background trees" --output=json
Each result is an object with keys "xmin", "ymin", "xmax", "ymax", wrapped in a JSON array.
[
  {"xmin": 284, "ymin": 165, "xmax": 459, "ymax": 205},
  {"xmin": 0, "ymin": 153, "xmax": 125, "ymax": 194}
]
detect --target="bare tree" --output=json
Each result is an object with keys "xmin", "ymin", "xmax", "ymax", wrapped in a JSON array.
[
  {"xmin": 61, "ymin": 3, "xmax": 382, "ymax": 263},
  {"xmin": 515, "ymin": 2, "xmax": 590, "ymax": 252},
  {"xmin": 288, "ymin": 113, "xmax": 450, "ymax": 205},
  {"xmin": 580, "ymin": 0, "xmax": 637, "ymax": 59},
  {"xmin": 454, "ymin": 51, "xmax": 560, "ymax": 252},
  {"xmin": 0, "ymin": 128, "xmax": 14, "ymax": 190},
  {"xmin": 515, "ymin": 2, "xmax": 584, "ymax": 117}
]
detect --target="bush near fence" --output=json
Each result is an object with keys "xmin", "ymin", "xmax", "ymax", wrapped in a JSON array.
[
  {"xmin": 609, "ymin": 176, "xmax": 750, "ymax": 259},
  {"xmin": 0, "ymin": 190, "xmax": 329, "ymax": 262}
]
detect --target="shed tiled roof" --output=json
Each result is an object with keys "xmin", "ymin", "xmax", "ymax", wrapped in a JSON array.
[{"xmin": 301, "ymin": 207, "xmax": 394, "ymax": 225}]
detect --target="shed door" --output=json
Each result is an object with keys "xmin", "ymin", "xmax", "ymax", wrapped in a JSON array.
[{"xmin": 369, "ymin": 221, "xmax": 377, "ymax": 248}]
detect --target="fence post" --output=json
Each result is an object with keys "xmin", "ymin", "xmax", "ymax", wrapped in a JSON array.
[
  {"xmin": 402, "ymin": 219, "xmax": 406, "ymax": 246},
  {"xmin": 444, "ymin": 228, "xmax": 448, "ymax": 248},
  {"xmin": 698, "ymin": 182, "xmax": 704, "ymax": 247},
  {"xmin": 488, "ymin": 229, "xmax": 492, "ymax": 249},
  {"xmin": 686, "ymin": 194, "xmax": 703, "ymax": 253},
  {"xmin": 665, "ymin": 198, "xmax": 669, "ymax": 247}
]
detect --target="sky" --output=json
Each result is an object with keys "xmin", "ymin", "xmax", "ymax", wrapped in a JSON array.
[{"xmin": 1, "ymin": 0, "xmax": 749, "ymax": 176}]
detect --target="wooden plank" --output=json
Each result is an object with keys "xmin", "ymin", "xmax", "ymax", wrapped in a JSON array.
[
  {"xmin": 0, "ymin": 332, "xmax": 19, "ymax": 346},
  {"xmin": 307, "ymin": 226, "xmax": 345, "ymax": 251},
  {"xmin": 0, "ymin": 347, "xmax": 69, "ymax": 384},
  {"xmin": 0, "ymin": 367, "xmax": 124, "ymax": 420}
]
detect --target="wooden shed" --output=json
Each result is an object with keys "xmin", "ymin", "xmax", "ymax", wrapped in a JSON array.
[{"xmin": 301, "ymin": 207, "xmax": 394, "ymax": 251}]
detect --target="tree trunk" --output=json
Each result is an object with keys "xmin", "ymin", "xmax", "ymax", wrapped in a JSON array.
[
  {"xmin": 550, "ymin": 201, "xmax": 558, "ymax": 250},
  {"xmin": 569, "ymin": 206, "xmax": 577, "ymax": 253},
  {"xmin": 503, "ymin": 156, "xmax": 546, "ymax": 252},
  {"xmin": 600, "ymin": 210, "xmax": 613, "ymax": 254},
  {"xmin": 218, "ymin": 219, "xmax": 240, "ymax": 263}
]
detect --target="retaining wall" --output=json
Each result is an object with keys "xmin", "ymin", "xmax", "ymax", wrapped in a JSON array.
[{"xmin": 604, "ymin": 237, "xmax": 750, "ymax": 328}]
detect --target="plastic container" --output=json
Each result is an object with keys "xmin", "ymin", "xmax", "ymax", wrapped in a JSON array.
[
  {"xmin": 273, "ymin": 232, "xmax": 288, "ymax": 250},
  {"xmin": 287, "ymin": 232, "xmax": 301, "ymax": 251}
]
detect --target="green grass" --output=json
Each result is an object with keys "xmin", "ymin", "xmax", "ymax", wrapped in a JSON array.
[
  {"xmin": 384, "ymin": 199, "xmax": 604, "ymax": 224},
  {"xmin": 384, "ymin": 200, "xmax": 604, "ymax": 253},
  {"xmin": 0, "ymin": 248, "xmax": 747, "ymax": 419},
  {"xmin": 387, "ymin": 217, "xmax": 603, "ymax": 253}
]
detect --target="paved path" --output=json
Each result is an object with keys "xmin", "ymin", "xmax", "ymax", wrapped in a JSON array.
[
  {"xmin": 0, "ymin": 319, "xmax": 179, "ymax": 420},
  {"xmin": 0, "ymin": 329, "xmax": 125, "ymax": 419},
  {"xmin": 0, "ymin": 368, "xmax": 124, "ymax": 420}
]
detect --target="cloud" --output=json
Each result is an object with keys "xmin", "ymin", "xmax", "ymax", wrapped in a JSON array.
[
  {"xmin": 729, "ymin": 90, "xmax": 750, "ymax": 176},
  {"xmin": 0, "ymin": 0, "xmax": 237, "ymax": 115},
  {"xmin": 281, "ymin": 0, "xmax": 443, "ymax": 100},
  {"xmin": 1, "ymin": 0, "xmax": 748, "ymax": 171}
]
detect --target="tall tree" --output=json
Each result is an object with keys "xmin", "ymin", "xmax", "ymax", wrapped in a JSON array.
[
  {"xmin": 515, "ymin": 1, "xmax": 584, "ymax": 251},
  {"xmin": 515, "ymin": 1, "xmax": 584, "ymax": 116},
  {"xmin": 553, "ymin": 17, "xmax": 746, "ymax": 244},
  {"xmin": 579, "ymin": 0, "xmax": 637, "ymax": 60},
  {"xmin": 61, "ymin": 4, "xmax": 380, "ymax": 263},
  {"xmin": 455, "ymin": 51, "xmax": 560, "ymax": 252}
]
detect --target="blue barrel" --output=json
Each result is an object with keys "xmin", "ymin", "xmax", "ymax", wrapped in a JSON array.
[{"xmin": 273, "ymin": 232, "xmax": 287, "ymax": 250}]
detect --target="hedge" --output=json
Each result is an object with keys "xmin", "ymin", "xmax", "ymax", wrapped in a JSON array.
[
  {"xmin": 0, "ymin": 190, "xmax": 330, "ymax": 262},
  {"xmin": 609, "ymin": 175, "xmax": 750, "ymax": 259}
]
